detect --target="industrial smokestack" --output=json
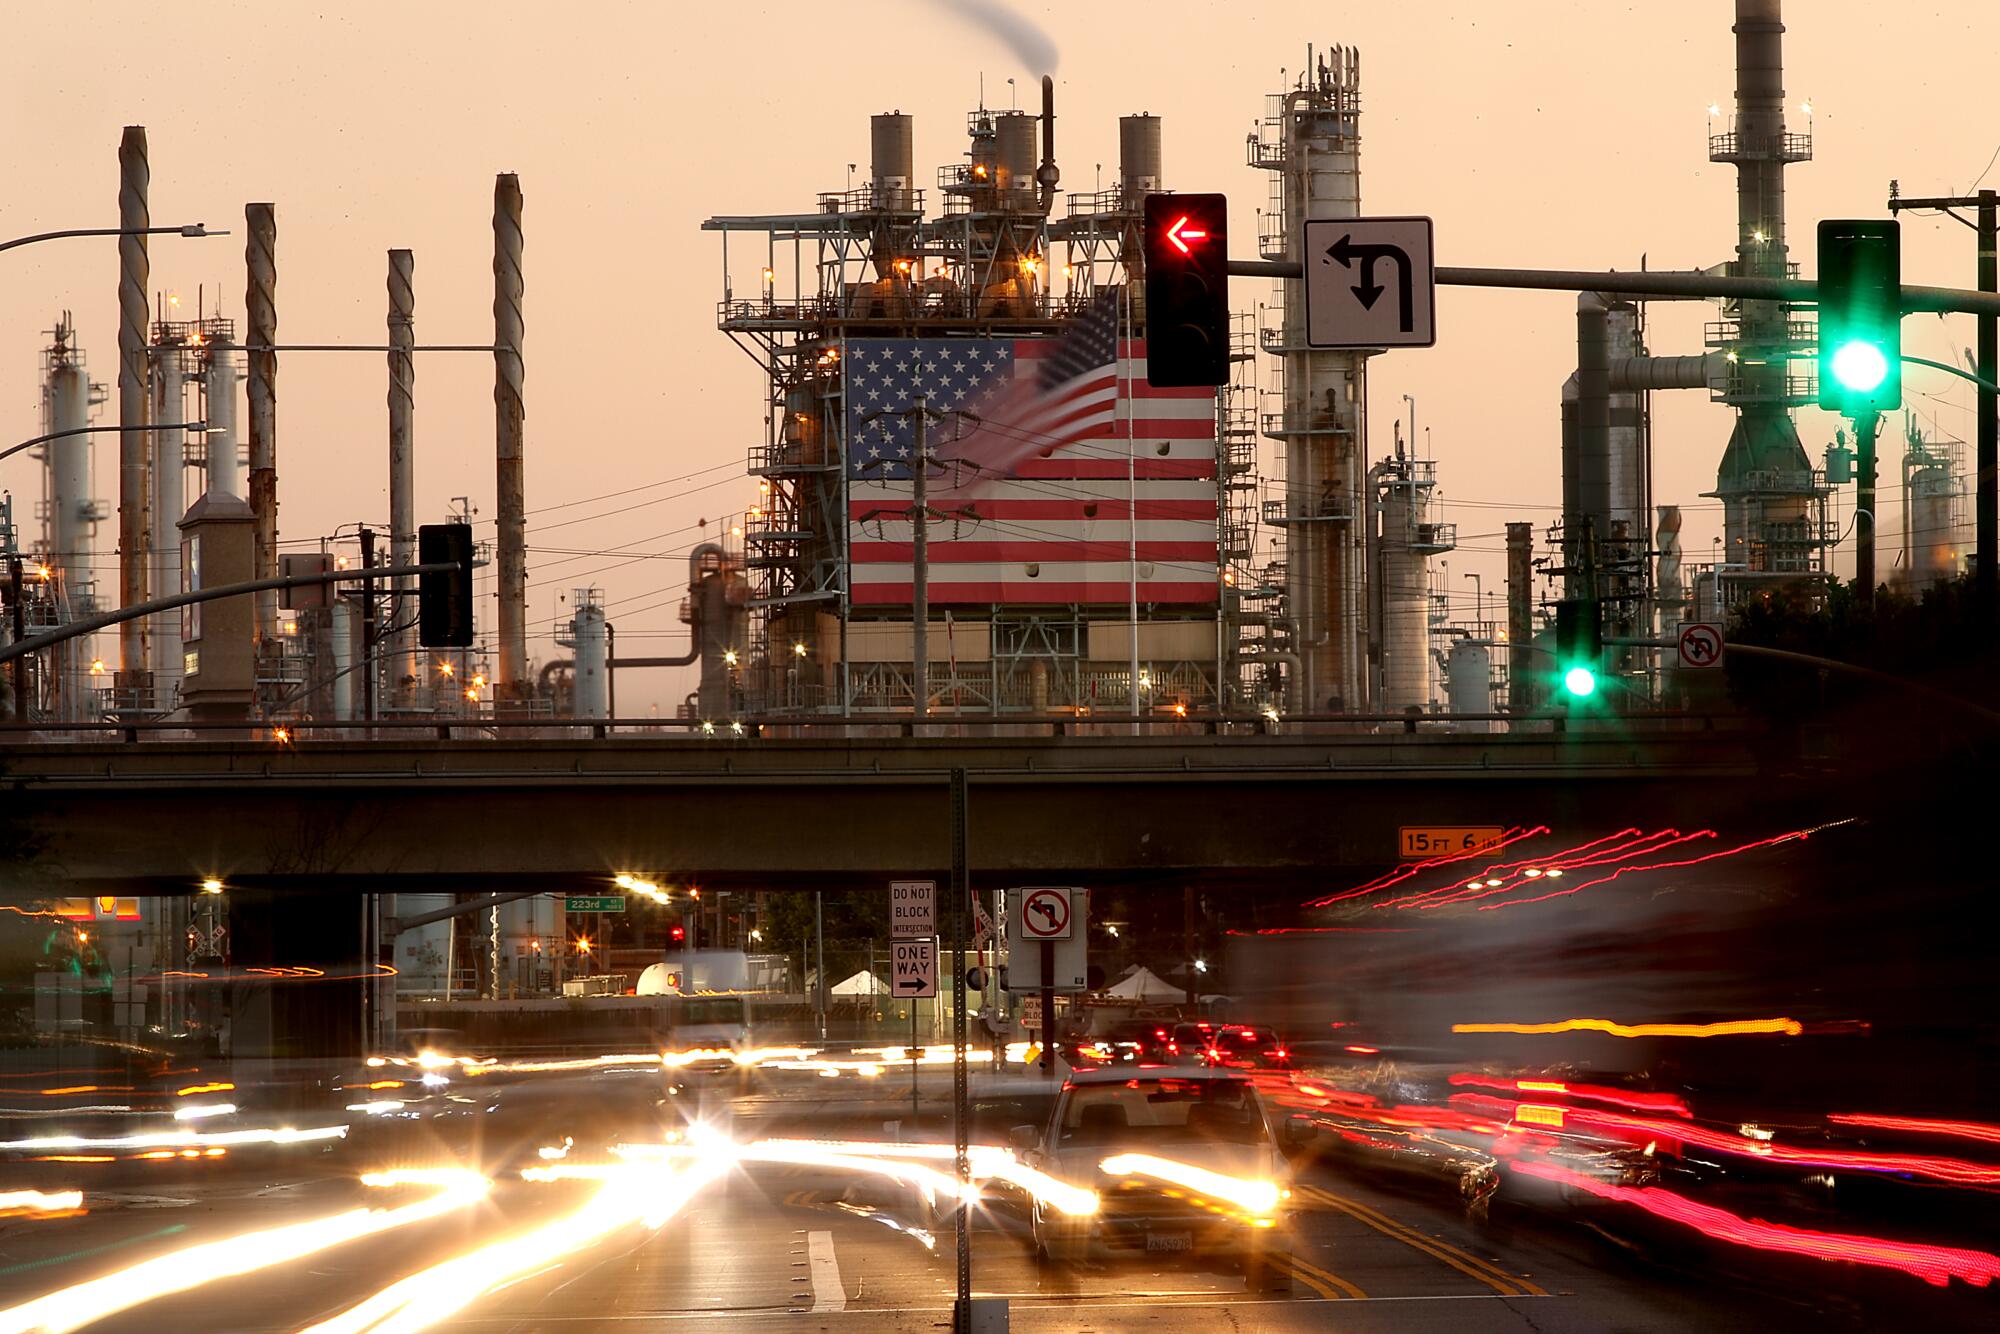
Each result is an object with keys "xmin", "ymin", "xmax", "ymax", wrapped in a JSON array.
[
  {"xmin": 388, "ymin": 249, "xmax": 416, "ymax": 712},
  {"xmin": 493, "ymin": 173, "xmax": 528, "ymax": 703},
  {"xmin": 1036, "ymin": 74, "xmax": 1059, "ymax": 214},
  {"xmin": 203, "ymin": 337, "xmax": 240, "ymax": 500},
  {"xmin": 245, "ymin": 202, "xmax": 279, "ymax": 643},
  {"xmin": 1573, "ymin": 292, "xmax": 1611, "ymax": 593},
  {"xmin": 116, "ymin": 126, "xmax": 150, "ymax": 680}
]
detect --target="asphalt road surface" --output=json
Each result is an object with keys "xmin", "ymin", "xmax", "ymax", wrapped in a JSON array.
[{"xmin": 0, "ymin": 1067, "xmax": 1853, "ymax": 1333}]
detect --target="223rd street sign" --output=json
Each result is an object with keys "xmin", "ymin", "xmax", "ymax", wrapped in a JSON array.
[{"xmin": 1304, "ymin": 216, "xmax": 1437, "ymax": 349}]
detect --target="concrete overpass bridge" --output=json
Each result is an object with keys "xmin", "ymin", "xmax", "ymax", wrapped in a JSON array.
[{"xmin": 0, "ymin": 720, "xmax": 1808, "ymax": 897}]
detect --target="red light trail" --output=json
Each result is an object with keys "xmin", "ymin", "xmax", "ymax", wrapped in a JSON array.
[
  {"xmin": 1447, "ymin": 1073, "xmax": 1692, "ymax": 1118},
  {"xmin": 1828, "ymin": 1113, "xmax": 2000, "ymax": 1147},
  {"xmin": 1459, "ymin": 1095, "xmax": 2000, "ymax": 1186},
  {"xmin": 1510, "ymin": 1160, "xmax": 2000, "ymax": 1288},
  {"xmin": 1302, "ymin": 826, "xmax": 1547, "ymax": 907}
]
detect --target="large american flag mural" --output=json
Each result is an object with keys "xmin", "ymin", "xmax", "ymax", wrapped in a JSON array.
[{"xmin": 844, "ymin": 288, "xmax": 1220, "ymax": 606}]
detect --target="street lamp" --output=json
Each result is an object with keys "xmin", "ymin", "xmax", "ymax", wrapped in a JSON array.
[{"xmin": 0, "ymin": 222, "xmax": 226, "ymax": 256}]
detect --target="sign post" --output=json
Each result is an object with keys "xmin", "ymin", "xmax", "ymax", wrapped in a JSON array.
[
  {"xmin": 890, "ymin": 879, "xmax": 939, "ymax": 1117},
  {"xmin": 1017, "ymin": 887, "xmax": 1074, "ymax": 1074}
]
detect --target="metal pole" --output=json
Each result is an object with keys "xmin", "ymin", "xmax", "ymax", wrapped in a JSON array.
[
  {"xmin": 814, "ymin": 889, "xmax": 826, "ymax": 1042},
  {"xmin": 948, "ymin": 767, "xmax": 971, "ymax": 1326},
  {"xmin": 1855, "ymin": 412, "xmax": 1880, "ymax": 603},
  {"xmin": 117, "ymin": 127, "xmax": 151, "ymax": 681},
  {"xmin": 8, "ymin": 558, "xmax": 25, "ymax": 719},
  {"xmin": 246, "ymin": 203, "xmax": 280, "ymax": 645},
  {"xmin": 493, "ymin": 174, "xmax": 528, "ymax": 706},
  {"xmin": 911, "ymin": 394, "xmax": 928, "ymax": 722},
  {"xmin": 388, "ymin": 249, "xmax": 417, "ymax": 714},
  {"xmin": 1980, "ymin": 191, "xmax": 1996, "ymax": 607},
  {"xmin": 1182, "ymin": 884, "xmax": 1196, "ymax": 1009}
]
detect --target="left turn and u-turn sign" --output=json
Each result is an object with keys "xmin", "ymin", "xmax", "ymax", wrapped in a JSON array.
[{"xmin": 1304, "ymin": 216, "xmax": 1437, "ymax": 349}]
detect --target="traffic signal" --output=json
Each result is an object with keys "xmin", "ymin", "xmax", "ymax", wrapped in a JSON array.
[
  {"xmin": 418, "ymin": 522, "xmax": 475, "ymax": 648},
  {"xmin": 1816, "ymin": 219, "xmax": 1902, "ymax": 414},
  {"xmin": 670, "ymin": 925, "xmax": 685, "ymax": 943},
  {"xmin": 1554, "ymin": 598, "xmax": 1602, "ymax": 700},
  {"xmin": 1143, "ymin": 192, "xmax": 1229, "ymax": 387}
]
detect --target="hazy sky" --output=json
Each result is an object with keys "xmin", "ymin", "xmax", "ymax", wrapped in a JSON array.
[{"xmin": 3, "ymin": 1, "xmax": 1994, "ymax": 714}]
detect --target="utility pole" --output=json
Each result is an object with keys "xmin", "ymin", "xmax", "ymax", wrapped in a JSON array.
[
  {"xmin": 359, "ymin": 527, "xmax": 377, "ymax": 728},
  {"xmin": 1885, "ymin": 187, "xmax": 1996, "ymax": 606},
  {"xmin": 1854, "ymin": 411, "xmax": 1881, "ymax": 604},
  {"xmin": 7, "ymin": 557, "xmax": 25, "ymax": 720},
  {"xmin": 858, "ymin": 396, "xmax": 979, "ymax": 722},
  {"xmin": 911, "ymin": 395, "xmax": 928, "ymax": 721}
]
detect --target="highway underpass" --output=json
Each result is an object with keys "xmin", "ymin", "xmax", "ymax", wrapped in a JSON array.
[{"xmin": 0, "ymin": 726, "xmax": 1816, "ymax": 895}]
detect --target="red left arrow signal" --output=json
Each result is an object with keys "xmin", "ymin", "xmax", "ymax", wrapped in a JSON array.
[{"xmin": 1166, "ymin": 214, "xmax": 1209, "ymax": 255}]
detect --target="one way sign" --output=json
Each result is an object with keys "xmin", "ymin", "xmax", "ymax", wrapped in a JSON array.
[
  {"xmin": 1304, "ymin": 216, "xmax": 1436, "ymax": 349},
  {"xmin": 891, "ymin": 939, "xmax": 937, "ymax": 998}
]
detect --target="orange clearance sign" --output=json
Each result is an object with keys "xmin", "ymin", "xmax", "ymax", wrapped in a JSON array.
[{"xmin": 1398, "ymin": 826, "xmax": 1504, "ymax": 859}]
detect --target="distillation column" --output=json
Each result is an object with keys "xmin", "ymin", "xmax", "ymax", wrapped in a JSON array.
[
  {"xmin": 1708, "ymin": 0, "xmax": 1816, "ymax": 585},
  {"xmin": 1259, "ymin": 50, "xmax": 1369, "ymax": 712},
  {"xmin": 150, "ymin": 339, "xmax": 186, "ymax": 704}
]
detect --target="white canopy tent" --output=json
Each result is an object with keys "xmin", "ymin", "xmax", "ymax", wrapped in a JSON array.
[
  {"xmin": 831, "ymin": 969, "xmax": 887, "ymax": 997},
  {"xmin": 1100, "ymin": 966, "xmax": 1183, "ymax": 1000}
]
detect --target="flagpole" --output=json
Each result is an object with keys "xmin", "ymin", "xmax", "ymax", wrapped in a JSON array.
[{"xmin": 1125, "ymin": 283, "xmax": 1140, "ymax": 721}]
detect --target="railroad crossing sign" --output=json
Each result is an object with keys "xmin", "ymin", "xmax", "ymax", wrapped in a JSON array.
[
  {"xmin": 1019, "ymin": 887, "xmax": 1073, "ymax": 940},
  {"xmin": 891, "ymin": 938, "xmax": 938, "ymax": 998},
  {"xmin": 889, "ymin": 880, "xmax": 937, "ymax": 939},
  {"xmin": 1304, "ymin": 216, "xmax": 1437, "ymax": 349},
  {"xmin": 1675, "ymin": 622, "xmax": 1725, "ymax": 670}
]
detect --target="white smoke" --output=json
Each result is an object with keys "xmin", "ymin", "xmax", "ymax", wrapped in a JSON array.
[{"xmin": 934, "ymin": 0, "xmax": 1060, "ymax": 74}]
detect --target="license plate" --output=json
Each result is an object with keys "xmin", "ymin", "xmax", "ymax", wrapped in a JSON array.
[{"xmin": 1145, "ymin": 1231, "xmax": 1194, "ymax": 1253}]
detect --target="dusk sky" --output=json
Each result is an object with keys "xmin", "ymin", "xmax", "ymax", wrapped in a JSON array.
[{"xmin": 3, "ymin": 1, "xmax": 1993, "ymax": 714}]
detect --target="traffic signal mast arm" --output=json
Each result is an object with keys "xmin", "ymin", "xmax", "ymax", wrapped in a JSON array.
[
  {"xmin": 0, "ymin": 558, "xmax": 480, "ymax": 666},
  {"xmin": 1224, "ymin": 259, "xmax": 2000, "ymax": 318}
]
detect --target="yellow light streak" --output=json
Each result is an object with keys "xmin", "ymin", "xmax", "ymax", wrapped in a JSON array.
[
  {"xmin": 0, "ymin": 1191, "xmax": 83, "ymax": 1216},
  {"xmin": 1099, "ymin": 1153, "xmax": 1281, "ymax": 1216},
  {"xmin": 1451, "ymin": 1016, "xmax": 1804, "ymax": 1039},
  {"xmin": 0, "ymin": 1124, "xmax": 347, "ymax": 1152},
  {"xmin": 0, "ymin": 1170, "xmax": 487, "ymax": 1334},
  {"xmin": 305, "ymin": 1159, "xmax": 724, "ymax": 1334}
]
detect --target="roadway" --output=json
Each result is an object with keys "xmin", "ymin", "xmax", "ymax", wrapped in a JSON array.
[{"xmin": 0, "ymin": 1066, "xmax": 1886, "ymax": 1333}]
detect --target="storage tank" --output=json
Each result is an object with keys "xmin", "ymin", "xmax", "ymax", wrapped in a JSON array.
[
  {"xmin": 1378, "ymin": 482, "xmax": 1431, "ymax": 712},
  {"xmin": 1446, "ymin": 639, "xmax": 1492, "ymax": 731},
  {"xmin": 392, "ymin": 894, "xmax": 454, "ymax": 998},
  {"xmin": 993, "ymin": 110, "xmax": 1037, "ymax": 203},
  {"xmin": 870, "ymin": 112, "xmax": 913, "ymax": 210},
  {"xmin": 1119, "ymin": 114, "xmax": 1163, "ymax": 203},
  {"xmin": 570, "ymin": 593, "xmax": 608, "ymax": 718},
  {"xmin": 1909, "ymin": 466, "xmax": 1956, "ymax": 584}
]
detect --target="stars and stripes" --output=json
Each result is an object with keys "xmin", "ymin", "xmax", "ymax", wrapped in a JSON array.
[{"xmin": 843, "ymin": 290, "xmax": 1219, "ymax": 607}]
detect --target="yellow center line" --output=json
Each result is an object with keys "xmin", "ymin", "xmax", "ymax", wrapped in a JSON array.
[
  {"xmin": 1299, "ymin": 1185, "xmax": 1546, "ymax": 1297},
  {"xmin": 1285, "ymin": 1252, "xmax": 1367, "ymax": 1299}
]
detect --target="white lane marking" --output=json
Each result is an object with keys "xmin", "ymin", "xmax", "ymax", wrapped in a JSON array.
[{"xmin": 807, "ymin": 1230, "xmax": 846, "ymax": 1312}]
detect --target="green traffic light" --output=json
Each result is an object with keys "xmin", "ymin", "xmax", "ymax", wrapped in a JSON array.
[
  {"xmin": 1830, "ymin": 339, "xmax": 1890, "ymax": 393},
  {"xmin": 1562, "ymin": 666, "xmax": 1598, "ymax": 698}
]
